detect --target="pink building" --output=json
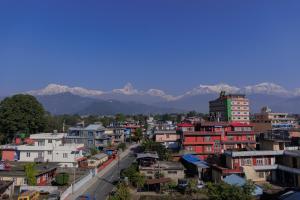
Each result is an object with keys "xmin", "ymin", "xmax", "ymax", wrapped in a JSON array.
[{"xmin": 155, "ymin": 130, "xmax": 180, "ymax": 150}]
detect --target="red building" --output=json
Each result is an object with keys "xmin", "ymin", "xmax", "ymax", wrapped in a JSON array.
[{"xmin": 178, "ymin": 122, "xmax": 256, "ymax": 160}]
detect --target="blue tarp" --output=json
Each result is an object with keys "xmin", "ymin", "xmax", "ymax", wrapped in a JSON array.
[
  {"xmin": 182, "ymin": 154, "xmax": 209, "ymax": 168},
  {"xmin": 223, "ymin": 174, "xmax": 263, "ymax": 197}
]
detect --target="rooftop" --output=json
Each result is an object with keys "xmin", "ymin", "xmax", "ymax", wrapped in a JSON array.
[{"xmin": 30, "ymin": 133, "xmax": 65, "ymax": 140}]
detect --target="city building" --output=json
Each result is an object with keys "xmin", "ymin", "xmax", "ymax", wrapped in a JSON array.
[
  {"xmin": 87, "ymin": 153, "xmax": 109, "ymax": 168},
  {"xmin": 154, "ymin": 130, "xmax": 181, "ymax": 150},
  {"xmin": 66, "ymin": 123, "xmax": 109, "ymax": 149},
  {"xmin": 252, "ymin": 107, "xmax": 297, "ymax": 132},
  {"xmin": 209, "ymin": 91, "xmax": 250, "ymax": 124},
  {"xmin": 179, "ymin": 122, "xmax": 256, "ymax": 160},
  {"xmin": 137, "ymin": 153, "xmax": 185, "ymax": 182},
  {"xmin": 17, "ymin": 133, "xmax": 84, "ymax": 167},
  {"xmin": 104, "ymin": 127, "xmax": 126, "ymax": 146}
]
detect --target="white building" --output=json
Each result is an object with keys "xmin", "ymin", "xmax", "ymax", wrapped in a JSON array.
[{"xmin": 18, "ymin": 133, "xmax": 84, "ymax": 167}]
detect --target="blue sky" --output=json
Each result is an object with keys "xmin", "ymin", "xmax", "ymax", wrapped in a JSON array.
[{"xmin": 1, "ymin": 0, "xmax": 300, "ymax": 95}]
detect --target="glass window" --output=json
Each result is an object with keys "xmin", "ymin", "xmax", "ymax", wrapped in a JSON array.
[
  {"xmin": 26, "ymin": 152, "xmax": 30, "ymax": 157},
  {"xmin": 63, "ymin": 153, "xmax": 68, "ymax": 158},
  {"xmin": 48, "ymin": 139, "xmax": 52, "ymax": 143}
]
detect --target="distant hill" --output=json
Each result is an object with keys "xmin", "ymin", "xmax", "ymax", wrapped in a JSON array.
[{"xmin": 36, "ymin": 93, "xmax": 181, "ymax": 115}]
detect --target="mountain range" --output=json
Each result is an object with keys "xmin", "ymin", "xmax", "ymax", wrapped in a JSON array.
[{"xmin": 8, "ymin": 82, "xmax": 300, "ymax": 115}]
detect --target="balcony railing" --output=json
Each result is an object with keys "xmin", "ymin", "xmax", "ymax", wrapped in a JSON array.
[
  {"xmin": 183, "ymin": 131, "xmax": 222, "ymax": 136},
  {"xmin": 183, "ymin": 141, "xmax": 214, "ymax": 145}
]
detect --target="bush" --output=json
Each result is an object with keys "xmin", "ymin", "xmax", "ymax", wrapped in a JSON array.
[{"xmin": 55, "ymin": 173, "xmax": 70, "ymax": 186}]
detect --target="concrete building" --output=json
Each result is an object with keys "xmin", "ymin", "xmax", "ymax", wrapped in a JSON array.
[
  {"xmin": 154, "ymin": 130, "xmax": 180, "ymax": 150},
  {"xmin": 137, "ymin": 153, "xmax": 185, "ymax": 182},
  {"xmin": 209, "ymin": 91, "xmax": 250, "ymax": 124},
  {"xmin": 179, "ymin": 122, "xmax": 256, "ymax": 160},
  {"xmin": 66, "ymin": 123, "xmax": 109, "ymax": 149},
  {"xmin": 253, "ymin": 107, "xmax": 297, "ymax": 131},
  {"xmin": 0, "ymin": 181, "xmax": 14, "ymax": 200},
  {"xmin": 17, "ymin": 133, "xmax": 84, "ymax": 167}
]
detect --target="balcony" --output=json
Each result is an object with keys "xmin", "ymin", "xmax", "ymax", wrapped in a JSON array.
[
  {"xmin": 221, "ymin": 140, "xmax": 256, "ymax": 144},
  {"xmin": 183, "ymin": 131, "xmax": 222, "ymax": 136},
  {"xmin": 183, "ymin": 141, "xmax": 214, "ymax": 145},
  {"xmin": 226, "ymin": 131, "xmax": 254, "ymax": 135}
]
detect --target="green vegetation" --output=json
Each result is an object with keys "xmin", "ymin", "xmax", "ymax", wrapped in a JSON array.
[
  {"xmin": 90, "ymin": 147, "xmax": 99, "ymax": 156},
  {"xmin": 108, "ymin": 182, "xmax": 131, "ymax": 200},
  {"xmin": 24, "ymin": 163, "xmax": 37, "ymax": 186},
  {"xmin": 121, "ymin": 163, "xmax": 145, "ymax": 188},
  {"xmin": 132, "ymin": 128, "xmax": 143, "ymax": 142},
  {"xmin": 0, "ymin": 94, "xmax": 46, "ymax": 143},
  {"xmin": 117, "ymin": 143, "xmax": 127, "ymax": 151},
  {"xmin": 54, "ymin": 173, "xmax": 70, "ymax": 186},
  {"xmin": 141, "ymin": 140, "xmax": 170, "ymax": 161},
  {"xmin": 206, "ymin": 181, "xmax": 255, "ymax": 200}
]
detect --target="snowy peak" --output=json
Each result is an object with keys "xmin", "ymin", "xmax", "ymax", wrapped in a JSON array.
[
  {"xmin": 27, "ymin": 84, "xmax": 104, "ymax": 97},
  {"xmin": 186, "ymin": 84, "xmax": 240, "ymax": 96},
  {"xmin": 243, "ymin": 82, "xmax": 290, "ymax": 95},
  {"xmin": 146, "ymin": 89, "xmax": 181, "ymax": 101},
  {"xmin": 112, "ymin": 83, "xmax": 139, "ymax": 95}
]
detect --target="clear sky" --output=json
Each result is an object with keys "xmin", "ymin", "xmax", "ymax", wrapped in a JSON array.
[{"xmin": 1, "ymin": 0, "xmax": 300, "ymax": 96}]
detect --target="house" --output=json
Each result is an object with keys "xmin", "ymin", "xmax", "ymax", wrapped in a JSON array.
[
  {"xmin": 154, "ymin": 130, "xmax": 181, "ymax": 150},
  {"xmin": 179, "ymin": 122, "xmax": 256, "ymax": 160},
  {"xmin": 104, "ymin": 127, "xmax": 126, "ymax": 146},
  {"xmin": 66, "ymin": 123, "xmax": 109, "ymax": 149},
  {"xmin": 223, "ymin": 174, "xmax": 263, "ymax": 197},
  {"xmin": 181, "ymin": 154, "xmax": 210, "ymax": 180},
  {"xmin": 17, "ymin": 133, "xmax": 85, "ymax": 167},
  {"xmin": 87, "ymin": 153, "xmax": 109, "ymax": 168},
  {"xmin": 139, "ymin": 161, "xmax": 185, "ymax": 182},
  {"xmin": 0, "ymin": 181, "xmax": 14, "ymax": 199},
  {"xmin": 0, "ymin": 162, "xmax": 57, "ymax": 186},
  {"xmin": 252, "ymin": 107, "xmax": 297, "ymax": 132},
  {"xmin": 212, "ymin": 150, "xmax": 282, "ymax": 183},
  {"xmin": 0, "ymin": 145, "xmax": 18, "ymax": 161}
]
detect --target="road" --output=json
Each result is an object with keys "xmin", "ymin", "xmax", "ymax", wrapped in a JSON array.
[{"xmin": 83, "ymin": 152, "xmax": 136, "ymax": 200}]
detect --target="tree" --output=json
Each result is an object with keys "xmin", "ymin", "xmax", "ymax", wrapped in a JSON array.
[
  {"xmin": 0, "ymin": 94, "xmax": 46, "ymax": 142},
  {"xmin": 141, "ymin": 140, "xmax": 170, "ymax": 161},
  {"xmin": 206, "ymin": 181, "xmax": 255, "ymax": 200},
  {"xmin": 108, "ymin": 182, "xmax": 131, "ymax": 200},
  {"xmin": 24, "ymin": 163, "xmax": 37, "ymax": 186},
  {"xmin": 133, "ymin": 128, "xmax": 143, "ymax": 142},
  {"xmin": 116, "ymin": 113, "xmax": 126, "ymax": 123}
]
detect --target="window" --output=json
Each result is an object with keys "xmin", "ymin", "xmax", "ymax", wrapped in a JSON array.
[
  {"xmin": 258, "ymin": 172, "xmax": 265, "ymax": 178},
  {"xmin": 166, "ymin": 134, "xmax": 170, "ymax": 139},
  {"xmin": 204, "ymin": 136, "xmax": 211, "ymax": 142},
  {"xmin": 241, "ymin": 158, "xmax": 252, "ymax": 166},
  {"xmin": 168, "ymin": 171, "xmax": 177, "ymax": 174},
  {"xmin": 38, "ymin": 141, "xmax": 45, "ymax": 146},
  {"xmin": 48, "ymin": 151, "xmax": 52, "ymax": 155},
  {"xmin": 48, "ymin": 139, "xmax": 52, "ymax": 143},
  {"xmin": 228, "ymin": 136, "xmax": 234, "ymax": 141},
  {"xmin": 26, "ymin": 152, "xmax": 30, "ymax": 157},
  {"xmin": 205, "ymin": 146, "xmax": 212, "ymax": 152},
  {"xmin": 256, "ymin": 158, "xmax": 264, "ymax": 166},
  {"xmin": 63, "ymin": 153, "xmax": 68, "ymax": 158}
]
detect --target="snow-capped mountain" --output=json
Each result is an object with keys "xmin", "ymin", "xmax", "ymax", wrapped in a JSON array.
[
  {"xmin": 27, "ymin": 84, "xmax": 104, "ymax": 97},
  {"xmin": 185, "ymin": 84, "xmax": 240, "ymax": 96},
  {"xmin": 243, "ymin": 82, "xmax": 291, "ymax": 96},
  {"xmin": 21, "ymin": 82, "xmax": 300, "ymax": 114}
]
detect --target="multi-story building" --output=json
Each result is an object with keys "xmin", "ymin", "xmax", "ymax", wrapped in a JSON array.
[
  {"xmin": 209, "ymin": 91, "xmax": 250, "ymax": 124},
  {"xmin": 104, "ymin": 127, "xmax": 126, "ymax": 146},
  {"xmin": 17, "ymin": 133, "xmax": 84, "ymax": 167},
  {"xmin": 179, "ymin": 122, "xmax": 256, "ymax": 160},
  {"xmin": 253, "ymin": 107, "xmax": 297, "ymax": 132},
  {"xmin": 154, "ymin": 130, "xmax": 181, "ymax": 150},
  {"xmin": 66, "ymin": 123, "xmax": 109, "ymax": 149}
]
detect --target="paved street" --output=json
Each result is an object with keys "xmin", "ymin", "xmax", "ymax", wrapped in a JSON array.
[{"xmin": 83, "ymin": 153, "xmax": 135, "ymax": 199}]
